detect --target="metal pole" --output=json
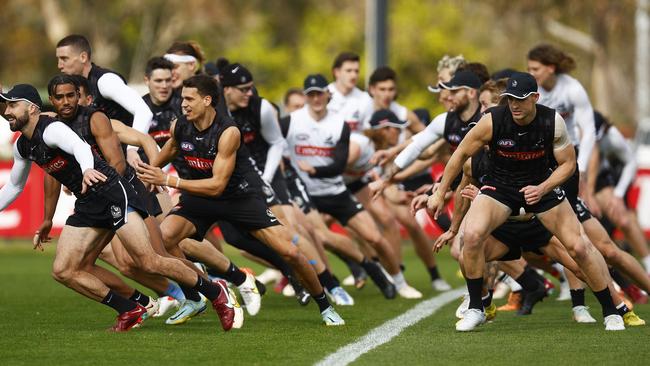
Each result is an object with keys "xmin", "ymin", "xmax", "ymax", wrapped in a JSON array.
[
  {"xmin": 365, "ymin": 0, "xmax": 387, "ymax": 87},
  {"xmin": 635, "ymin": 0, "xmax": 650, "ymax": 148}
]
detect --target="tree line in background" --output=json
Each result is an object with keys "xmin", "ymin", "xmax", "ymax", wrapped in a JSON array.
[{"xmin": 0, "ymin": 0, "xmax": 638, "ymax": 132}]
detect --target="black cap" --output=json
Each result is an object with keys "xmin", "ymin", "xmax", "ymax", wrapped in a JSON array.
[
  {"xmin": 303, "ymin": 74, "xmax": 329, "ymax": 94},
  {"xmin": 0, "ymin": 84, "xmax": 43, "ymax": 109},
  {"xmin": 438, "ymin": 70, "xmax": 482, "ymax": 91},
  {"xmin": 204, "ymin": 62, "xmax": 219, "ymax": 76},
  {"xmin": 490, "ymin": 68, "xmax": 517, "ymax": 81},
  {"xmin": 369, "ymin": 109, "xmax": 407, "ymax": 130},
  {"xmin": 220, "ymin": 63, "xmax": 253, "ymax": 86},
  {"xmin": 501, "ymin": 72, "xmax": 538, "ymax": 99}
]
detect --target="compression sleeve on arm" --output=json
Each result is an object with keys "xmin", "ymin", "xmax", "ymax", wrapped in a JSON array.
[
  {"xmin": 393, "ymin": 112, "xmax": 446, "ymax": 169},
  {"xmin": 569, "ymin": 83, "xmax": 596, "ymax": 172},
  {"xmin": 0, "ymin": 142, "xmax": 32, "ymax": 211},
  {"xmin": 606, "ymin": 127, "xmax": 638, "ymax": 197},
  {"xmin": 42, "ymin": 122, "xmax": 95, "ymax": 173},
  {"xmin": 97, "ymin": 73, "xmax": 153, "ymax": 148},
  {"xmin": 312, "ymin": 122, "xmax": 350, "ymax": 178},
  {"xmin": 259, "ymin": 99, "xmax": 286, "ymax": 182}
]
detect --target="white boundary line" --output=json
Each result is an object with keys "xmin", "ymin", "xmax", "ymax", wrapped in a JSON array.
[{"xmin": 314, "ymin": 288, "xmax": 465, "ymax": 366}]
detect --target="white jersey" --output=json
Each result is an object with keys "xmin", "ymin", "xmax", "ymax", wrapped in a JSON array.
[
  {"xmin": 285, "ymin": 106, "xmax": 347, "ymax": 196},
  {"xmin": 599, "ymin": 126, "xmax": 637, "ymax": 198},
  {"xmin": 537, "ymin": 73, "xmax": 595, "ymax": 171},
  {"xmin": 327, "ymin": 83, "xmax": 408, "ymax": 133},
  {"xmin": 344, "ymin": 133, "xmax": 375, "ymax": 184}
]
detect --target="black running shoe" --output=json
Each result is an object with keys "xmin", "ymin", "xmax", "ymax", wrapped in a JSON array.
[
  {"xmin": 517, "ymin": 282, "xmax": 547, "ymax": 316},
  {"xmin": 255, "ymin": 279, "xmax": 267, "ymax": 296},
  {"xmin": 288, "ymin": 275, "xmax": 311, "ymax": 306}
]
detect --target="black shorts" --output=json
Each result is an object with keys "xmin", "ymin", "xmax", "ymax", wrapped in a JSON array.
[
  {"xmin": 270, "ymin": 169, "xmax": 292, "ymax": 205},
  {"xmin": 595, "ymin": 168, "xmax": 616, "ymax": 193},
  {"xmin": 311, "ymin": 190, "xmax": 364, "ymax": 226},
  {"xmin": 170, "ymin": 193, "xmax": 280, "ymax": 241},
  {"xmin": 285, "ymin": 173, "xmax": 315, "ymax": 214},
  {"xmin": 561, "ymin": 169, "xmax": 593, "ymax": 223},
  {"xmin": 400, "ymin": 173, "xmax": 433, "ymax": 192},
  {"xmin": 346, "ymin": 178, "xmax": 368, "ymax": 195},
  {"xmin": 66, "ymin": 177, "xmax": 149, "ymax": 231},
  {"xmin": 127, "ymin": 173, "xmax": 163, "ymax": 217},
  {"xmin": 479, "ymin": 179, "xmax": 566, "ymax": 215},
  {"xmin": 491, "ymin": 218, "xmax": 552, "ymax": 261}
]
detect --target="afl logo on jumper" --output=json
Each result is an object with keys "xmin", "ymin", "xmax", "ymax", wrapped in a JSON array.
[
  {"xmin": 181, "ymin": 141, "xmax": 195, "ymax": 151},
  {"xmin": 497, "ymin": 139, "xmax": 515, "ymax": 148}
]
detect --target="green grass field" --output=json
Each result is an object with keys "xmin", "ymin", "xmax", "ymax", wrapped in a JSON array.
[{"xmin": 1, "ymin": 239, "xmax": 649, "ymax": 366}]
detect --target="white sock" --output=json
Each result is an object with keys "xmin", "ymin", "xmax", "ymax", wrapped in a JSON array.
[
  {"xmin": 504, "ymin": 275, "xmax": 523, "ymax": 292},
  {"xmin": 642, "ymin": 255, "xmax": 650, "ymax": 273},
  {"xmin": 393, "ymin": 271, "xmax": 406, "ymax": 289}
]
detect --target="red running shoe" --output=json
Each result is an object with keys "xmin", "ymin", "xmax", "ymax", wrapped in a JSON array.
[
  {"xmin": 212, "ymin": 280, "xmax": 235, "ymax": 331},
  {"xmin": 110, "ymin": 305, "xmax": 146, "ymax": 332},
  {"xmin": 623, "ymin": 284, "xmax": 649, "ymax": 304},
  {"xmin": 543, "ymin": 278, "xmax": 555, "ymax": 296}
]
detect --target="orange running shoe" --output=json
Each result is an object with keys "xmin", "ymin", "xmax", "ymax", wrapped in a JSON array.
[{"xmin": 497, "ymin": 291, "xmax": 522, "ymax": 311}]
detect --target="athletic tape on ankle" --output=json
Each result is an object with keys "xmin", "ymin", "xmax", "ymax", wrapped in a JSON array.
[
  {"xmin": 291, "ymin": 234, "xmax": 299, "ymax": 246},
  {"xmin": 308, "ymin": 259, "xmax": 317, "ymax": 266}
]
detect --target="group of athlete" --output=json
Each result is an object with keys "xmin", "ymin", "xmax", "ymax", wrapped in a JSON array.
[{"xmin": 0, "ymin": 34, "xmax": 648, "ymax": 332}]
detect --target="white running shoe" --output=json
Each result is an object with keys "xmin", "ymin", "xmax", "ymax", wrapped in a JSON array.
[
  {"xmin": 229, "ymin": 287, "xmax": 245, "ymax": 329},
  {"xmin": 456, "ymin": 293, "xmax": 470, "ymax": 319},
  {"xmin": 557, "ymin": 281, "xmax": 571, "ymax": 301},
  {"xmin": 237, "ymin": 273, "xmax": 261, "ymax": 316},
  {"xmin": 572, "ymin": 305, "xmax": 597, "ymax": 323},
  {"xmin": 282, "ymin": 284, "xmax": 296, "ymax": 297},
  {"xmin": 142, "ymin": 296, "xmax": 160, "ymax": 320},
  {"xmin": 327, "ymin": 286, "xmax": 355, "ymax": 306},
  {"xmin": 256, "ymin": 268, "xmax": 283, "ymax": 285},
  {"xmin": 432, "ymin": 279, "xmax": 452, "ymax": 292},
  {"xmin": 604, "ymin": 314, "xmax": 625, "ymax": 331},
  {"xmin": 153, "ymin": 296, "xmax": 180, "ymax": 318},
  {"xmin": 342, "ymin": 275, "xmax": 355, "ymax": 287},
  {"xmin": 455, "ymin": 308, "xmax": 486, "ymax": 331},
  {"xmin": 321, "ymin": 306, "xmax": 345, "ymax": 326},
  {"xmin": 165, "ymin": 296, "xmax": 208, "ymax": 325},
  {"xmin": 397, "ymin": 284, "xmax": 423, "ymax": 299},
  {"xmin": 493, "ymin": 281, "xmax": 510, "ymax": 300}
]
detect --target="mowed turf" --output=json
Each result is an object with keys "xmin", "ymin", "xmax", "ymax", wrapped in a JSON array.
[{"xmin": 0, "ymin": 240, "xmax": 649, "ymax": 366}]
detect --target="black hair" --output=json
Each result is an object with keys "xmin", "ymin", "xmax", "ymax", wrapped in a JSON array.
[
  {"xmin": 183, "ymin": 75, "xmax": 219, "ymax": 104},
  {"xmin": 332, "ymin": 52, "xmax": 360, "ymax": 70},
  {"xmin": 369, "ymin": 66, "xmax": 397, "ymax": 86},
  {"xmin": 145, "ymin": 57, "xmax": 175, "ymax": 77},
  {"xmin": 457, "ymin": 62, "xmax": 490, "ymax": 85},
  {"xmin": 528, "ymin": 44, "xmax": 576, "ymax": 74},
  {"xmin": 166, "ymin": 41, "xmax": 205, "ymax": 64},
  {"xmin": 47, "ymin": 74, "xmax": 79, "ymax": 96},
  {"xmin": 56, "ymin": 34, "xmax": 92, "ymax": 59}
]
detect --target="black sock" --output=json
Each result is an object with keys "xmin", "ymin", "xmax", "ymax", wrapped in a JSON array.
[
  {"xmin": 318, "ymin": 270, "xmax": 338, "ymax": 292},
  {"xmin": 400, "ymin": 264, "xmax": 406, "ymax": 273},
  {"xmin": 466, "ymin": 277, "xmax": 484, "ymax": 310},
  {"xmin": 334, "ymin": 252, "xmax": 365, "ymax": 279},
  {"xmin": 482, "ymin": 289, "xmax": 494, "ymax": 308},
  {"xmin": 609, "ymin": 268, "xmax": 631, "ymax": 289},
  {"xmin": 372, "ymin": 256, "xmax": 380, "ymax": 263},
  {"xmin": 570, "ymin": 289, "xmax": 586, "ymax": 307},
  {"xmin": 102, "ymin": 290, "xmax": 138, "ymax": 314},
  {"xmin": 207, "ymin": 267, "xmax": 222, "ymax": 279},
  {"xmin": 222, "ymin": 262, "xmax": 247, "ymax": 287},
  {"xmin": 314, "ymin": 291, "xmax": 331, "ymax": 312},
  {"xmin": 179, "ymin": 284, "xmax": 202, "ymax": 302},
  {"xmin": 192, "ymin": 275, "xmax": 221, "ymax": 302},
  {"xmin": 428, "ymin": 266, "xmax": 441, "ymax": 281},
  {"xmin": 515, "ymin": 267, "xmax": 541, "ymax": 292},
  {"xmin": 332, "ymin": 274, "xmax": 341, "ymax": 287},
  {"xmin": 593, "ymin": 288, "xmax": 618, "ymax": 317},
  {"xmin": 616, "ymin": 301, "xmax": 631, "ymax": 316},
  {"xmin": 128, "ymin": 290, "xmax": 150, "ymax": 307}
]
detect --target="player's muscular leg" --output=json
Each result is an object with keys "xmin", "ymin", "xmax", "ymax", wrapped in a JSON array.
[
  {"xmin": 282, "ymin": 204, "xmax": 331, "ymax": 269},
  {"xmin": 392, "ymin": 202, "xmax": 436, "ymax": 267},
  {"xmin": 178, "ymin": 237, "xmax": 231, "ymax": 272},
  {"xmin": 306, "ymin": 210, "xmax": 364, "ymax": 263},
  {"xmin": 346, "ymin": 211, "xmax": 400, "ymax": 274},
  {"xmin": 356, "ymin": 187, "xmax": 402, "ymax": 261}
]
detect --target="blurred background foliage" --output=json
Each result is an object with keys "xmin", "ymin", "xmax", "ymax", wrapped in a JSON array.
[{"xmin": 0, "ymin": 0, "xmax": 639, "ymax": 131}]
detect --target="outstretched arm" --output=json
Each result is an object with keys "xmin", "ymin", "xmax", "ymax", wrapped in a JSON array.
[
  {"xmin": 110, "ymin": 119, "xmax": 160, "ymax": 164},
  {"xmin": 0, "ymin": 142, "xmax": 32, "ymax": 211}
]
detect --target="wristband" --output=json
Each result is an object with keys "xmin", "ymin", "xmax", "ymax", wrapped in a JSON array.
[
  {"xmin": 175, "ymin": 177, "xmax": 181, "ymax": 188},
  {"xmin": 165, "ymin": 175, "xmax": 170, "ymax": 186}
]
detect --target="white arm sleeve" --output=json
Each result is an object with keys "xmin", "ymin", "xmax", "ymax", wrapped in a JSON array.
[
  {"xmin": 97, "ymin": 73, "xmax": 153, "ymax": 149},
  {"xmin": 393, "ymin": 112, "xmax": 446, "ymax": 169},
  {"xmin": 0, "ymin": 142, "xmax": 32, "ymax": 211},
  {"xmin": 42, "ymin": 122, "xmax": 95, "ymax": 173},
  {"xmin": 259, "ymin": 99, "xmax": 286, "ymax": 182},
  {"xmin": 605, "ymin": 127, "xmax": 637, "ymax": 197},
  {"xmin": 553, "ymin": 113, "xmax": 571, "ymax": 151},
  {"xmin": 569, "ymin": 83, "xmax": 596, "ymax": 172}
]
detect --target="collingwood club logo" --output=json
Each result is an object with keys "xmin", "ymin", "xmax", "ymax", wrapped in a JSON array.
[{"xmin": 110, "ymin": 205, "xmax": 122, "ymax": 219}]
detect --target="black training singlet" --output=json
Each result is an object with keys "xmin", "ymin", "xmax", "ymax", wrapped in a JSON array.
[
  {"xmin": 172, "ymin": 113, "xmax": 263, "ymax": 200},
  {"xmin": 87, "ymin": 63, "xmax": 133, "ymax": 126},
  {"xmin": 488, "ymin": 104, "xmax": 556, "ymax": 187},
  {"xmin": 16, "ymin": 115, "xmax": 119, "ymax": 199},
  {"xmin": 142, "ymin": 90, "xmax": 183, "ymax": 148},
  {"xmin": 443, "ymin": 104, "xmax": 482, "ymax": 151},
  {"xmin": 229, "ymin": 95, "xmax": 269, "ymax": 168}
]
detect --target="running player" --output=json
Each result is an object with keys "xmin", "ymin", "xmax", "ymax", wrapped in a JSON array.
[
  {"xmin": 1, "ymin": 84, "xmax": 236, "ymax": 332},
  {"xmin": 136, "ymin": 75, "xmax": 345, "ymax": 325},
  {"xmin": 428, "ymin": 72, "xmax": 624, "ymax": 331}
]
